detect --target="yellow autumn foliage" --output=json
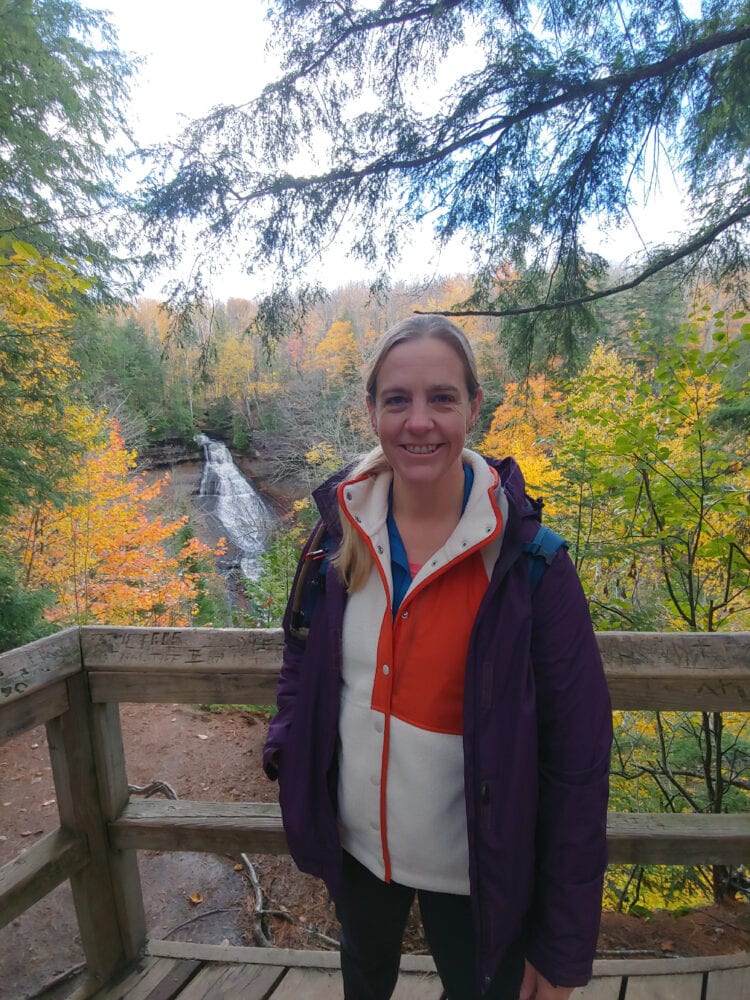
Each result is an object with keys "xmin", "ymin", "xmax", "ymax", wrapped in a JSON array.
[
  {"xmin": 0, "ymin": 244, "xmax": 79, "ymax": 435},
  {"xmin": 479, "ymin": 376, "xmax": 563, "ymax": 509},
  {"xmin": 313, "ymin": 320, "xmax": 361, "ymax": 383}
]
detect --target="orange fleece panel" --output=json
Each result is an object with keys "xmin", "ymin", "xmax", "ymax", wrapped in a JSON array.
[{"xmin": 370, "ymin": 550, "xmax": 489, "ymax": 735}]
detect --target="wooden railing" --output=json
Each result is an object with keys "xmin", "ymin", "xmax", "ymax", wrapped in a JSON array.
[{"xmin": 1, "ymin": 626, "xmax": 749, "ymax": 993}]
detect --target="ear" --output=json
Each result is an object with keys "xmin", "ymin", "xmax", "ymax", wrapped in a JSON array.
[
  {"xmin": 366, "ymin": 395, "xmax": 378, "ymax": 436},
  {"xmin": 468, "ymin": 388, "xmax": 483, "ymax": 430}
]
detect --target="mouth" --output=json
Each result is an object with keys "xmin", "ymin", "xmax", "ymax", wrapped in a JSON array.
[{"xmin": 402, "ymin": 444, "xmax": 441, "ymax": 455}]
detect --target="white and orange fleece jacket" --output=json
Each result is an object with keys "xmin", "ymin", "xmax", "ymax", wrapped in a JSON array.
[{"xmin": 336, "ymin": 450, "xmax": 508, "ymax": 893}]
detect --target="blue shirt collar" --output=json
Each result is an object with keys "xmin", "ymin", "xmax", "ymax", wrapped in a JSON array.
[{"xmin": 387, "ymin": 463, "xmax": 474, "ymax": 611}]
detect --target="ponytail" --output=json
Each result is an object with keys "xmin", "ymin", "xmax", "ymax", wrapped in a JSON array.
[{"xmin": 332, "ymin": 446, "xmax": 391, "ymax": 592}]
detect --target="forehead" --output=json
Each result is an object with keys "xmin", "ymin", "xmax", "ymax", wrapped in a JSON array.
[{"xmin": 376, "ymin": 338, "xmax": 466, "ymax": 389}]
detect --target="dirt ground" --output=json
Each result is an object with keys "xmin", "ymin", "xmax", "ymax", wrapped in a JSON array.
[{"xmin": 2, "ymin": 704, "xmax": 749, "ymax": 999}]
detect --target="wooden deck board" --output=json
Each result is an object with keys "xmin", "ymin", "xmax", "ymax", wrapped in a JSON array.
[
  {"xmin": 176, "ymin": 962, "xmax": 284, "ymax": 999},
  {"xmin": 140, "ymin": 963, "xmax": 203, "ymax": 1000},
  {"xmin": 61, "ymin": 944, "xmax": 750, "ymax": 1000},
  {"xmin": 391, "ymin": 971, "xmax": 445, "ymax": 998},
  {"xmin": 266, "ymin": 967, "xmax": 344, "ymax": 998},
  {"xmin": 571, "ymin": 977, "xmax": 623, "ymax": 998},
  {"xmin": 592, "ymin": 952, "xmax": 750, "ymax": 977},
  {"xmin": 145, "ymin": 938, "xmax": 435, "ymax": 972},
  {"xmin": 89, "ymin": 955, "xmax": 198, "ymax": 1000},
  {"xmin": 625, "ymin": 972, "xmax": 705, "ymax": 999},
  {"xmin": 705, "ymin": 966, "xmax": 750, "ymax": 1000}
]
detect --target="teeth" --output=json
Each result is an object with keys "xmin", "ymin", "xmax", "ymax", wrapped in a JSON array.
[{"xmin": 404, "ymin": 445, "xmax": 438, "ymax": 454}]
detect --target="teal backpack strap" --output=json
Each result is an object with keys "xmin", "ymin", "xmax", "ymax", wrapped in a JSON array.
[{"xmin": 523, "ymin": 524, "xmax": 567, "ymax": 592}]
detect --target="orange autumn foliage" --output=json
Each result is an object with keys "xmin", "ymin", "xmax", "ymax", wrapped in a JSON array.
[{"xmin": 15, "ymin": 410, "xmax": 220, "ymax": 626}]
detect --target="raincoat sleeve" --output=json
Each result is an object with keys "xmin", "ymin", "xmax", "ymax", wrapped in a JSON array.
[
  {"xmin": 262, "ymin": 523, "xmax": 322, "ymax": 780},
  {"xmin": 525, "ymin": 547, "xmax": 613, "ymax": 987}
]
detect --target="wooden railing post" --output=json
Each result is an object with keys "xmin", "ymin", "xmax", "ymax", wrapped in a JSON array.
[
  {"xmin": 89, "ymin": 699, "xmax": 147, "ymax": 957},
  {"xmin": 45, "ymin": 666, "xmax": 146, "ymax": 987}
]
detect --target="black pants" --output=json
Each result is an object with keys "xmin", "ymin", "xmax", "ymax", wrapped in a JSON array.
[{"xmin": 337, "ymin": 851, "xmax": 525, "ymax": 1000}]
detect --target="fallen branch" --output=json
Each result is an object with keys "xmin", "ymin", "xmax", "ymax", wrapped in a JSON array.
[
  {"xmin": 264, "ymin": 908, "xmax": 297, "ymax": 922},
  {"xmin": 128, "ymin": 780, "xmax": 178, "ymax": 799},
  {"xmin": 305, "ymin": 927, "xmax": 341, "ymax": 950},
  {"xmin": 163, "ymin": 906, "xmax": 241, "ymax": 938},
  {"xmin": 239, "ymin": 852, "xmax": 273, "ymax": 946}
]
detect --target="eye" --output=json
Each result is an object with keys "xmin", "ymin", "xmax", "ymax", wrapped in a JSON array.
[
  {"xmin": 383, "ymin": 394, "xmax": 408, "ymax": 408},
  {"xmin": 432, "ymin": 393, "xmax": 457, "ymax": 405}
]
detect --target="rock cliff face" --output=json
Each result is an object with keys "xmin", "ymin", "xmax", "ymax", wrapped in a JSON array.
[{"xmin": 137, "ymin": 442, "xmax": 203, "ymax": 469}]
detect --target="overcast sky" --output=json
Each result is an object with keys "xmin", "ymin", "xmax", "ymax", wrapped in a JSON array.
[
  {"xmin": 102, "ymin": 0, "xmax": 275, "ymax": 145},
  {"xmin": 95, "ymin": 0, "xmax": 688, "ymax": 301}
]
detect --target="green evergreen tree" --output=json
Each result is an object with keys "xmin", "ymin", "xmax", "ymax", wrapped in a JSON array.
[
  {"xmin": 0, "ymin": 554, "xmax": 52, "ymax": 653},
  {"xmin": 144, "ymin": 0, "xmax": 750, "ymax": 359},
  {"xmin": 72, "ymin": 313, "xmax": 166, "ymax": 444},
  {"xmin": 0, "ymin": 0, "xmax": 136, "ymax": 291}
]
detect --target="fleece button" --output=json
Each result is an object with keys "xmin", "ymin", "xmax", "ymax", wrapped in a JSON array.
[
  {"xmin": 374, "ymin": 717, "xmax": 384, "ymax": 733},
  {"xmin": 382, "ymin": 664, "xmax": 390, "ymax": 676}
]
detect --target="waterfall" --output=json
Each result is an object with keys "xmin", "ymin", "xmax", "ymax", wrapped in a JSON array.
[{"xmin": 194, "ymin": 434, "xmax": 273, "ymax": 580}]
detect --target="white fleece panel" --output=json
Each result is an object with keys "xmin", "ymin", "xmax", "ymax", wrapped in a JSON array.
[
  {"xmin": 386, "ymin": 718, "xmax": 469, "ymax": 891},
  {"xmin": 338, "ymin": 560, "xmax": 390, "ymax": 877}
]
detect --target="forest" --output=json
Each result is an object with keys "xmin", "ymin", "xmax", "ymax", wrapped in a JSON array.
[{"xmin": 1, "ymin": 0, "xmax": 748, "ymax": 914}]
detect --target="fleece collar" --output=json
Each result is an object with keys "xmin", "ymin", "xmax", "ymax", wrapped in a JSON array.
[{"xmin": 337, "ymin": 449, "xmax": 508, "ymax": 575}]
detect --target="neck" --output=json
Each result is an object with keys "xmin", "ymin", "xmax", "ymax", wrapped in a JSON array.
[{"xmin": 391, "ymin": 464, "xmax": 466, "ymax": 522}]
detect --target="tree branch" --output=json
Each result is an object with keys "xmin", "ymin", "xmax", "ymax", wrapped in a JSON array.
[
  {"xmin": 241, "ymin": 25, "xmax": 750, "ymax": 197},
  {"xmin": 422, "ymin": 201, "xmax": 750, "ymax": 318},
  {"xmin": 270, "ymin": 0, "xmax": 466, "ymax": 88}
]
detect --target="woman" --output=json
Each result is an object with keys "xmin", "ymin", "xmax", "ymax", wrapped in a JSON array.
[{"xmin": 263, "ymin": 315, "xmax": 612, "ymax": 1000}]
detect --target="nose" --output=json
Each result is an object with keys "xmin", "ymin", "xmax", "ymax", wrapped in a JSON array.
[{"xmin": 405, "ymin": 400, "xmax": 434, "ymax": 432}]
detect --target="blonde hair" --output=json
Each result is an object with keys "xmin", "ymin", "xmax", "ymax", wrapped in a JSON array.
[{"xmin": 334, "ymin": 315, "xmax": 481, "ymax": 592}]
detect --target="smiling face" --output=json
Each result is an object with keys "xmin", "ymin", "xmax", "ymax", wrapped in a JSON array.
[{"xmin": 366, "ymin": 336, "xmax": 482, "ymax": 495}]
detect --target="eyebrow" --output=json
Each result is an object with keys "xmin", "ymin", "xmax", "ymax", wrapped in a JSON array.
[{"xmin": 379, "ymin": 382, "xmax": 461, "ymax": 395}]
